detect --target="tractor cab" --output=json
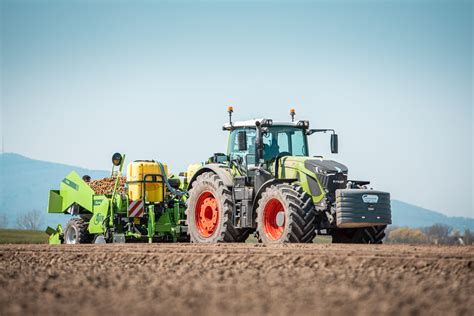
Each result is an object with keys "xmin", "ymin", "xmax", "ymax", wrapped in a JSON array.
[
  {"xmin": 222, "ymin": 107, "xmax": 338, "ymax": 191},
  {"xmin": 226, "ymin": 120, "xmax": 309, "ymax": 172}
]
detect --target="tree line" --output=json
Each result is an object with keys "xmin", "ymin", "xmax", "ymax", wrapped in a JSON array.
[
  {"xmin": 0, "ymin": 209, "xmax": 44, "ymax": 230},
  {"xmin": 385, "ymin": 224, "xmax": 473, "ymax": 245}
]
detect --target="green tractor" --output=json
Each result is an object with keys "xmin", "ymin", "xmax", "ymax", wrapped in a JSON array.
[{"xmin": 185, "ymin": 108, "xmax": 391, "ymax": 244}]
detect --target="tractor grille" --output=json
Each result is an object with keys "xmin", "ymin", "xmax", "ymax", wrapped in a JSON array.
[
  {"xmin": 316, "ymin": 172, "xmax": 347, "ymax": 200},
  {"xmin": 304, "ymin": 159, "xmax": 349, "ymax": 202}
]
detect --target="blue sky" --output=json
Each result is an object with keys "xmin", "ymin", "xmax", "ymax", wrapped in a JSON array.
[{"xmin": 1, "ymin": 0, "xmax": 472, "ymax": 217}]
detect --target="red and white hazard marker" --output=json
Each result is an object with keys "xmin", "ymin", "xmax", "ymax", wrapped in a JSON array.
[{"xmin": 128, "ymin": 200, "xmax": 144, "ymax": 217}]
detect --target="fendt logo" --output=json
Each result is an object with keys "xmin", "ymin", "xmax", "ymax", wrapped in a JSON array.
[
  {"xmin": 94, "ymin": 213, "xmax": 105, "ymax": 225},
  {"xmin": 362, "ymin": 194, "xmax": 379, "ymax": 204}
]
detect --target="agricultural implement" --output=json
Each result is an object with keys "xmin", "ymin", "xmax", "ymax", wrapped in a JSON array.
[
  {"xmin": 46, "ymin": 107, "xmax": 391, "ymax": 244},
  {"xmin": 46, "ymin": 154, "xmax": 188, "ymax": 244}
]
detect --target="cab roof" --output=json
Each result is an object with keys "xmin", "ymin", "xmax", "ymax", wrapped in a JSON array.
[{"xmin": 223, "ymin": 119, "xmax": 305, "ymax": 130}]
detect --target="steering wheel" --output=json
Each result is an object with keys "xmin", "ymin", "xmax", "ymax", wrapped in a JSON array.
[
  {"xmin": 268, "ymin": 151, "xmax": 291, "ymax": 163},
  {"xmin": 266, "ymin": 152, "xmax": 291, "ymax": 164},
  {"xmin": 276, "ymin": 152, "xmax": 291, "ymax": 159}
]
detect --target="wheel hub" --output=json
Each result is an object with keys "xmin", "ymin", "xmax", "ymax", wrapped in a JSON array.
[
  {"xmin": 275, "ymin": 211, "xmax": 285, "ymax": 227},
  {"xmin": 263, "ymin": 198, "xmax": 286, "ymax": 240},
  {"xmin": 195, "ymin": 192, "xmax": 219, "ymax": 237},
  {"xmin": 65, "ymin": 226, "xmax": 78, "ymax": 244}
]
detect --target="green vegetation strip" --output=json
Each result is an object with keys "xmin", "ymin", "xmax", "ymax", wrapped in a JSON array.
[{"xmin": 0, "ymin": 229, "xmax": 48, "ymax": 244}]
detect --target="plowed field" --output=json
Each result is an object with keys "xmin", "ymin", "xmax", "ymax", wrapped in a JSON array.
[{"xmin": 1, "ymin": 244, "xmax": 473, "ymax": 315}]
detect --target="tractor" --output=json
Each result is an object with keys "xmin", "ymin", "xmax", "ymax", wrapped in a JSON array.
[{"xmin": 185, "ymin": 108, "xmax": 391, "ymax": 244}]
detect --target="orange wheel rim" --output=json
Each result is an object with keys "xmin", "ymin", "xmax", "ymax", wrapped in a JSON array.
[
  {"xmin": 195, "ymin": 191, "xmax": 219, "ymax": 237},
  {"xmin": 263, "ymin": 198, "xmax": 285, "ymax": 240}
]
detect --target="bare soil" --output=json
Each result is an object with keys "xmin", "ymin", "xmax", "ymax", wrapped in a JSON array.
[{"xmin": 0, "ymin": 244, "xmax": 473, "ymax": 316}]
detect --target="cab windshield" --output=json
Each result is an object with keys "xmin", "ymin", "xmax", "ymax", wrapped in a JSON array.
[
  {"xmin": 228, "ymin": 126, "xmax": 308, "ymax": 165},
  {"xmin": 262, "ymin": 126, "xmax": 308, "ymax": 160}
]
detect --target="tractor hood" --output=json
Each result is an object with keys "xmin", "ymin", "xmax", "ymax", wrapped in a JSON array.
[
  {"xmin": 301, "ymin": 158, "xmax": 348, "ymax": 199},
  {"xmin": 278, "ymin": 156, "xmax": 349, "ymax": 199},
  {"xmin": 303, "ymin": 159, "xmax": 348, "ymax": 175},
  {"xmin": 279, "ymin": 156, "xmax": 348, "ymax": 175}
]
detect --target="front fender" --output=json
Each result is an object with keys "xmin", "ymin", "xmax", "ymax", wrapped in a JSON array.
[{"xmin": 251, "ymin": 178, "xmax": 297, "ymax": 219}]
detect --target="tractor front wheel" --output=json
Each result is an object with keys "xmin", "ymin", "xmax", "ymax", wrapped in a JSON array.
[
  {"xmin": 331, "ymin": 225, "xmax": 387, "ymax": 244},
  {"xmin": 256, "ymin": 183, "xmax": 316, "ymax": 244},
  {"xmin": 64, "ymin": 218, "xmax": 93, "ymax": 244}
]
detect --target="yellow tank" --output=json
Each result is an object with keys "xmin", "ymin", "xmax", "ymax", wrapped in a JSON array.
[
  {"xmin": 127, "ymin": 161, "xmax": 168, "ymax": 202},
  {"xmin": 186, "ymin": 163, "xmax": 202, "ymax": 183}
]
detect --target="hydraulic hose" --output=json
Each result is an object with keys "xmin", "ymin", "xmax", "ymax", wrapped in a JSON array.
[{"xmin": 156, "ymin": 161, "xmax": 187, "ymax": 197}]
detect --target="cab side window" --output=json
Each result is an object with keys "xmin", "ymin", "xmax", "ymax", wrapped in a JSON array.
[{"xmin": 228, "ymin": 128, "xmax": 256, "ymax": 167}]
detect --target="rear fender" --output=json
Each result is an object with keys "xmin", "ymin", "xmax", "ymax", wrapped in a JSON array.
[{"xmin": 187, "ymin": 164, "xmax": 234, "ymax": 190}]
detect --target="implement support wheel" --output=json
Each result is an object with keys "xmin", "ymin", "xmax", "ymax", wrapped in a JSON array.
[{"xmin": 64, "ymin": 218, "xmax": 93, "ymax": 244}]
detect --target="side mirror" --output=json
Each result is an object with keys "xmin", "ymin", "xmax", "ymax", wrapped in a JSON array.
[
  {"xmin": 213, "ymin": 153, "xmax": 228, "ymax": 164},
  {"xmin": 237, "ymin": 131, "xmax": 247, "ymax": 151},
  {"xmin": 330, "ymin": 134, "xmax": 338, "ymax": 154}
]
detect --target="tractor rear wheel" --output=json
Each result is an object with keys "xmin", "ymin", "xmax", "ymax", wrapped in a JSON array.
[
  {"xmin": 331, "ymin": 225, "xmax": 386, "ymax": 244},
  {"xmin": 256, "ymin": 183, "xmax": 316, "ymax": 244},
  {"xmin": 64, "ymin": 218, "xmax": 93, "ymax": 244},
  {"xmin": 186, "ymin": 172, "xmax": 244, "ymax": 243}
]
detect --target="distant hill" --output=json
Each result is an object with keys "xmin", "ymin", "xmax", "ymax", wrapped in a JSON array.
[
  {"xmin": 0, "ymin": 153, "xmax": 473, "ymax": 232},
  {"xmin": 0, "ymin": 153, "xmax": 109, "ymax": 229},
  {"xmin": 391, "ymin": 200, "xmax": 474, "ymax": 232}
]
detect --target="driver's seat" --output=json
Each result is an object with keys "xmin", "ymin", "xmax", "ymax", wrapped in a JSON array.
[{"xmin": 263, "ymin": 143, "xmax": 280, "ymax": 161}]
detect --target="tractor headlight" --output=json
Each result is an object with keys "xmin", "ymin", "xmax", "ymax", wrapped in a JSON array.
[
  {"xmin": 297, "ymin": 120, "xmax": 310, "ymax": 128},
  {"xmin": 262, "ymin": 119, "xmax": 273, "ymax": 127}
]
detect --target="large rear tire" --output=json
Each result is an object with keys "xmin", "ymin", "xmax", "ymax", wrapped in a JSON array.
[
  {"xmin": 186, "ymin": 172, "xmax": 245, "ymax": 243},
  {"xmin": 256, "ymin": 183, "xmax": 316, "ymax": 244},
  {"xmin": 64, "ymin": 218, "xmax": 93, "ymax": 244},
  {"xmin": 331, "ymin": 225, "xmax": 386, "ymax": 244}
]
